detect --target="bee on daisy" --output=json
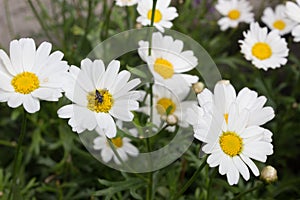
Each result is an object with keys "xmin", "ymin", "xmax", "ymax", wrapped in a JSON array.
[
  {"xmin": 115, "ymin": 0, "xmax": 139, "ymax": 7},
  {"xmin": 261, "ymin": 4, "xmax": 296, "ymax": 35},
  {"xmin": 136, "ymin": 0, "xmax": 178, "ymax": 32},
  {"xmin": 239, "ymin": 22, "xmax": 289, "ymax": 70},
  {"xmin": 0, "ymin": 38, "xmax": 69, "ymax": 113},
  {"xmin": 138, "ymin": 32, "xmax": 198, "ymax": 98},
  {"xmin": 285, "ymin": 0, "xmax": 300, "ymax": 42},
  {"xmin": 215, "ymin": 0, "xmax": 254, "ymax": 31},
  {"xmin": 57, "ymin": 58, "xmax": 141, "ymax": 138},
  {"xmin": 187, "ymin": 80, "xmax": 274, "ymax": 185}
]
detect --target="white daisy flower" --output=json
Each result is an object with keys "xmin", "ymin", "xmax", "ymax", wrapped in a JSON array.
[
  {"xmin": 286, "ymin": 0, "xmax": 300, "ymax": 42},
  {"xmin": 262, "ymin": 4, "xmax": 296, "ymax": 35},
  {"xmin": 239, "ymin": 22, "xmax": 289, "ymax": 70},
  {"xmin": 0, "ymin": 38, "xmax": 69, "ymax": 113},
  {"xmin": 57, "ymin": 58, "xmax": 141, "ymax": 138},
  {"xmin": 138, "ymin": 32, "xmax": 198, "ymax": 98},
  {"xmin": 115, "ymin": 0, "xmax": 139, "ymax": 7},
  {"xmin": 93, "ymin": 127, "xmax": 139, "ymax": 165},
  {"xmin": 187, "ymin": 80, "xmax": 274, "ymax": 143},
  {"xmin": 136, "ymin": 0, "xmax": 178, "ymax": 32},
  {"xmin": 140, "ymin": 84, "xmax": 197, "ymax": 131},
  {"xmin": 201, "ymin": 103, "xmax": 273, "ymax": 185},
  {"xmin": 215, "ymin": 0, "xmax": 254, "ymax": 31}
]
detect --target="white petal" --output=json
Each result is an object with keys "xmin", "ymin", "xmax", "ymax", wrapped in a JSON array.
[
  {"xmin": 96, "ymin": 113, "xmax": 116, "ymax": 138},
  {"xmin": 23, "ymin": 95, "xmax": 40, "ymax": 113},
  {"xmin": 21, "ymin": 38, "xmax": 36, "ymax": 71}
]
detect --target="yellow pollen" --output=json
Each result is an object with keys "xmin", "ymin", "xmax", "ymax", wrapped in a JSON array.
[
  {"xmin": 228, "ymin": 9, "xmax": 240, "ymax": 20},
  {"xmin": 87, "ymin": 89, "xmax": 113, "ymax": 113},
  {"xmin": 219, "ymin": 131, "xmax": 243, "ymax": 157},
  {"xmin": 11, "ymin": 72, "xmax": 40, "ymax": 94},
  {"xmin": 156, "ymin": 98, "xmax": 176, "ymax": 115},
  {"xmin": 273, "ymin": 20, "xmax": 286, "ymax": 30},
  {"xmin": 252, "ymin": 42, "xmax": 272, "ymax": 60},
  {"xmin": 154, "ymin": 58, "xmax": 174, "ymax": 79},
  {"xmin": 147, "ymin": 9, "xmax": 162, "ymax": 23},
  {"xmin": 224, "ymin": 113, "xmax": 229, "ymax": 124},
  {"xmin": 111, "ymin": 137, "xmax": 123, "ymax": 148}
]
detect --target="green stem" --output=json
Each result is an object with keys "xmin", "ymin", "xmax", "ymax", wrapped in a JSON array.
[
  {"xmin": 78, "ymin": 0, "xmax": 94, "ymax": 51},
  {"xmin": 148, "ymin": 0, "xmax": 158, "ymax": 56},
  {"xmin": 8, "ymin": 109, "xmax": 27, "ymax": 200},
  {"xmin": 207, "ymin": 168, "xmax": 217, "ymax": 200},
  {"xmin": 101, "ymin": 1, "xmax": 114, "ymax": 40},
  {"xmin": 172, "ymin": 156, "xmax": 207, "ymax": 200},
  {"xmin": 27, "ymin": 0, "xmax": 53, "ymax": 42},
  {"xmin": 125, "ymin": 7, "xmax": 131, "ymax": 29},
  {"xmin": 232, "ymin": 181, "xmax": 264, "ymax": 200}
]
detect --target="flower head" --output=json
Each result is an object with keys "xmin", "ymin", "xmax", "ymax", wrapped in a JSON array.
[
  {"xmin": 93, "ymin": 126, "xmax": 139, "ymax": 165},
  {"xmin": 285, "ymin": 0, "xmax": 300, "ymax": 42},
  {"xmin": 239, "ymin": 22, "xmax": 289, "ymax": 70},
  {"xmin": 138, "ymin": 32, "xmax": 198, "ymax": 98},
  {"xmin": 215, "ymin": 0, "xmax": 254, "ymax": 31},
  {"xmin": 115, "ymin": 0, "xmax": 139, "ymax": 7},
  {"xmin": 136, "ymin": 0, "xmax": 178, "ymax": 32},
  {"xmin": 139, "ymin": 84, "xmax": 196, "ymax": 132},
  {"xmin": 187, "ymin": 81, "xmax": 274, "ymax": 185},
  {"xmin": 0, "ymin": 38, "xmax": 69, "ymax": 113},
  {"xmin": 262, "ymin": 4, "xmax": 296, "ymax": 35},
  {"xmin": 57, "ymin": 58, "xmax": 141, "ymax": 138}
]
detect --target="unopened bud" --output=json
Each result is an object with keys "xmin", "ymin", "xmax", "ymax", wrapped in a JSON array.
[
  {"xmin": 260, "ymin": 165, "xmax": 278, "ymax": 183},
  {"xmin": 292, "ymin": 102, "xmax": 298, "ymax": 109},
  {"xmin": 218, "ymin": 80, "xmax": 230, "ymax": 85},
  {"xmin": 166, "ymin": 114, "xmax": 178, "ymax": 126},
  {"xmin": 192, "ymin": 82, "xmax": 205, "ymax": 94},
  {"xmin": 135, "ymin": 23, "xmax": 142, "ymax": 29}
]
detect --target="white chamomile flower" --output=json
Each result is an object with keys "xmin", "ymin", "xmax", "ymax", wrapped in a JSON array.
[
  {"xmin": 187, "ymin": 80, "xmax": 274, "ymax": 143},
  {"xmin": 57, "ymin": 58, "xmax": 141, "ymax": 138},
  {"xmin": 286, "ymin": 0, "xmax": 300, "ymax": 42},
  {"xmin": 93, "ymin": 127, "xmax": 139, "ymax": 165},
  {"xmin": 138, "ymin": 32, "xmax": 198, "ymax": 98},
  {"xmin": 262, "ymin": 4, "xmax": 296, "ymax": 35},
  {"xmin": 239, "ymin": 22, "xmax": 289, "ymax": 70},
  {"xmin": 0, "ymin": 38, "xmax": 68, "ymax": 113},
  {"xmin": 215, "ymin": 0, "xmax": 254, "ymax": 31},
  {"xmin": 136, "ymin": 0, "xmax": 178, "ymax": 32},
  {"xmin": 140, "ymin": 84, "xmax": 197, "ymax": 131},
  {"xmin": 115, "ymin": 0, "xmax": 138, "ymax": 7},
  {"xmin": 201, "ymin": 103, "xmax": 273, "ymax": 185}
]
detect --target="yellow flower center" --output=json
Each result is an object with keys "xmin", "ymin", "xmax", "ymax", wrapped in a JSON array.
[
  {"xmin": 154, "ymin": 58, "xmax": 174, "ymax": 79},
  {"xmin": 11, "ymin": 72, "xmax": 40, "ymax": 94},
  {"xmin": 228, "ymin": 9, "xmax": 240, "ymax": 20},
  {"xmin": 156, "ymin": 98, "xmax": 176, "ymax": 115},
  {"xmin": 224, "ymin": 113, "xmax": 229, "ymax": 124},
  {"xmin": 273, "ymin": 20, "xmax": 286, "ymax": 30},
  {"xmin": 219, "ymin": 131, "xmax": 243, "ymax": 157},
  {"xmin": 147, "ymin": 9, "xmax": 162, "ymax": 23},
  {"xmin": 87, "ymin": 89, "xmax": 113, "ymax": 113},
  {"xmin": 252, "ymin": 42, "xmax": 272, "ymax": 60},
  {"xmin": 111, "ymin": 137, "xmax": 123, "ymax": 148}
]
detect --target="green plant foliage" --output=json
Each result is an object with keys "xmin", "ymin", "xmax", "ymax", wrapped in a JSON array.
[{"xmin": 0, "ymin": 0, "xmax": 299, "ymax": 199}]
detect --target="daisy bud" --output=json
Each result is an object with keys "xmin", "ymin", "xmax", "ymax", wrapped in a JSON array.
[
  {"xmin": 167, "ymin": 114, "xmax": 178, "ymax": 126},
  {"xmin": 260, "ymin": 165, "xmax": 278, "ymax": 183},
  {"xmin": 135, "ymin": 23, "xmax": 142, "ymax": 29},
  {"xmin": 192, "ymin": 82, "xmax": 205, "ymax": 94},
  {"xmin": 218, "ymin": 79, "xmax": 230, "ymax": 85},
  {"xmin": 292, "ymin": 102, "xmax": 298, "ymax": 109}
]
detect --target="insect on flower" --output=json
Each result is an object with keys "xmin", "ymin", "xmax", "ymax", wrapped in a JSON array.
[{"xmin": 95, "ymin": 89, "xmax": 108, "ymax": 104}]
